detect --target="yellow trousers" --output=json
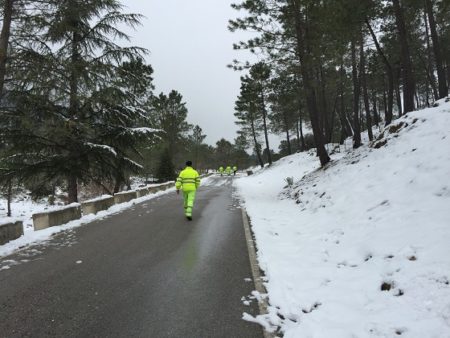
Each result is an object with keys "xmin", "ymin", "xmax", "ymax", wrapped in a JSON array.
[{"xmin": 183, "ymin": 190, "xmax": 196, "ymax": 217}]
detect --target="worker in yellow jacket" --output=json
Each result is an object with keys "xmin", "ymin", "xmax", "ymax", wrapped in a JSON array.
[
  {"xmin": 225, "ymin": 165, "xmax": 232, "ymax": 176},
  {"xmin": 175, "ymin": 161, "xmax": 200, "ymax": 220}
]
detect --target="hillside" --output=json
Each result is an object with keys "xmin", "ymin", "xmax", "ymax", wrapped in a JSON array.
[{"xmin": 235, "ymin": 99, "xmax": 450, "ymax": 338}]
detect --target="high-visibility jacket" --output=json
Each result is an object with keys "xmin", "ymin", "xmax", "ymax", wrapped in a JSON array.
[
  {"xmin": 175, "ymin": 166, "xmax": 200, "ymax": 192},
  {"xmin": 225, "ymin": 166, "xmax": 232, "ymax": 173},
  {"xmin": 233, "ymin": 166, "xmax": 237, "ymax": 171},
  {"xmin": 219, "ymin": 166, "xmax": 224, "ymax": 172}
]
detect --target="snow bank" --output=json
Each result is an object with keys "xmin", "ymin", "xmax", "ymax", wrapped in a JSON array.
[
  {"xmin": 236, "ymin": 99, "xmax": 450, "ymax": 338},
  {"xmin": 0, "ymin": 196, "xmax": 60, "ymax": 232}
]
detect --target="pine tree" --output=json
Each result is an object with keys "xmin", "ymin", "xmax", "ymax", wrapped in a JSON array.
[
  {"xmin": 156, "ymin": 148, "xmax": 175, "ymax": 182},
  {"xmin": 189, "ymin": 125, "xmax": 206, "ymax": 170},
  {"xmin": 0, "ymin": 0, "xmax": 154, "ymax": 202},
  {"xmin": 249, "ymin": 62, "xmax": 272, "ymax": 165},
  {"xmin": 425, "ymin": 0, "xmax": 448, "ymax": 98},
  {"xmin": 215, "ymin": 138, "xmax": 234, "ymax": 167},
  {"xmin": 234, "ymin": 75, "xmax": 264, "ymax": 168},
  {"xmin": 148, "ymin": 90, "xmax": 191, "ymax": 160},
  {"xmin": 392, "ymin": 0, "xmax": 415, "ymax": 113},
  {"xmin": 0, "ymin": 0, "xmax": 13, "ymax": 97},
  {"xmin": 268, "ymin": 72, "xmax": 298, "ymax": 155}
]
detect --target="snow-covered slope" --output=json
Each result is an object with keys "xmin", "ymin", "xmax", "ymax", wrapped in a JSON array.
[{"xmin": 235, "ymin": 99, "xmax": 450, "ymax": 338}]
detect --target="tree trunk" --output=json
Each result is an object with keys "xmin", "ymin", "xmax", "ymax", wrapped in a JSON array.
[
  {"xmin": 113, "ymin": 170, "xmax": 122, "ymax": 193},
  {"xmin": 299, "ymin": 114, "xmax": 305, "ymax": 151},
  {"xmin": 283, "ymin": 111, "xmax": 292, "ymax": 155},
  {"xmin": 290, "ymin": 0, "xmax": 330, "ymax": 166},
  {"xmin": 423, "ymin": 8, "xmax": 439, "ymax": 101},
  {"xmin": 372, "ymin": 91, "xmax": 380, "ymax": 126},
  {"xmin": 295, "ymin": 115, "xmax": 301, "ymax": 151},
  {"xmin": 447, "ymin": 60, "xmax": 450, "ymax": 90},
  {"xmin": 329, "ymin": 95, "xmax": 338, "ymax": 143},
  {"xmin": 285, "ymin": 127, "xmax": 292, "ymax": 155},
  {"xmin": 425, "ymin": 73, "xmax": 430, "ymax": 107},
  {"xmin": 339, "ymin": 65, "xmax": 353, "ymax": 138},
  {"xmin": 366, "ymin": 18, "xmax": 394, "ymax": 125},
  {"xmin": 0, "ymin": 0, "xmax": 13, "ymax": 98},
  {"xmin": 260, "ymin": 92, "xmax": 272, "ymax": 165},
  {"xmin": 351, "ymin": 38, "xmax": 361, "ymax": 148},
  {"xmin": 7, "ymin": 179, "xmax": 12, "ymax": 217},
  {"xmin": 392, "ymin": 0, "xmax": 415, "ymax": 113},
  {"xmin": 250, "ymin": 119, "xmax": 264, "ymax": 168},
  {"xmin": 68, "ymin": 175, "xmax": 78, "ymax": 203},
  {"xmin": 67, "ymin": 30, "xmax": 82, "ymax": 203},
  {"xmin": 425, "ymin": 0, "xmax": 448, "ymax": 98},
  {"xmin": 395, "ymin": 68, "xmax": 402, "ymax": 116},
  {"xmin": 360, "ymin": 31, "xmax": 373, "ymax": 141},
  {"xmin": 383, "ymin": 74, "xmax": 388, "ymax": 116},
  {"xmin": 319, "ymin": 65, "xmax": 331, "ymax": 141},
  {"xmin": 296, "ymin": 99, "xmax": 306, "ymax": 151}
]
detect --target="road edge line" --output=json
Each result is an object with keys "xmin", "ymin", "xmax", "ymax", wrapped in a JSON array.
[{"xmin": 241, "ymin": 208, "xmax": 275, "ymax": 338}]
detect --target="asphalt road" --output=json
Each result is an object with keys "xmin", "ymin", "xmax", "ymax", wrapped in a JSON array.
[{"xmin": 0, "ymin": 176, "xmax": 262, "ymax": 338}]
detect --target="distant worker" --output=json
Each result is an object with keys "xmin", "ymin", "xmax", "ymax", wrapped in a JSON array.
[
  {"xmin": 218, "ymin": 166, "xmax": 224, "ymax": 176},
  {"xmin": 176, "ymin": 161, "xmax": 200, "ymax": 221},
  {"xmin": 233, "ymin": 165, "xmax": 237, "ymax": 176},
  {"xmin": 225, "ymin": 165, "xmax": 232, "ymax": 176}
]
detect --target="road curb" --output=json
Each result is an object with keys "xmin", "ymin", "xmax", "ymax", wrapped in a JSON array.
[{"xmin": 241, "ymin": 208, "xmax": 276, "ymax": 338}]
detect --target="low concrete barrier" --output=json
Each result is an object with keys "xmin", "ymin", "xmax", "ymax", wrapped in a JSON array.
[
  {"xmin": 136, "ymin": 188, "xmax": 150, "ymax": 198},
  {"xmin": 33, "ymin": 204, "xmax": 82, "ymax": 231},
  {"xmin": 148, "ymin": 186, "xmax": 159, "ymax": 194},
  {"xmin": 147, "ymin": 182, "xmax": 173, "ymax": 192},
  {"xmin": 0, "ymin": 221, "xmax": 24, "ymax": 245},
  {"xmin": 159, "ymin": 183, "xmax": 171, "ymax": 191},
  {"xmin": 114, "ymin": 190, "xmax": 137, "ymax": 204},
  {"xmin": 27, "ymin": 182, "xmax": 176, "ymax": 234},
  {"xmin": 81, "ymin": 195, "xmax": 115, "ymax": 215}
]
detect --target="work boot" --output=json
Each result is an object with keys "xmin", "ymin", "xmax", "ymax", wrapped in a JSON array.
[{"xmin": 186, "ymin": 216, "xmax": 192, "ymax": 221}]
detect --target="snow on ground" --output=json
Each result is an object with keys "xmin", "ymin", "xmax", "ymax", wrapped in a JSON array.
[
  {"xmin": 0, "ymin": 187, "xmax": 175, "ymax": 259},
  {"xmin": 0, "ymin": 194, "xmax": 56, "ymax": 231},
  {"xmin": 235, "ymin": 99, "xmax": 450, "ymax": 338}
]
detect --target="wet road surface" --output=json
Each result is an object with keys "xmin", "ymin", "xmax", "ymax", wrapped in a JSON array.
[{"xmin": 0, "ymin": 177, "xmax": 262, "ymax": 337}]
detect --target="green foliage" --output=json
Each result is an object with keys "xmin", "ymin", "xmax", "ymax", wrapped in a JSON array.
[
  {"xmin": 188, "ymin": 125, "xmax": 207, "ymax": 169},
  {"xmin": 0, "ymin": 0, "xmax": 154, "ymax": 201},
  {"xmin": 230, "ymin": 0, "xmax": 449, "ymax": 165},
  {"xmin": 215, "ymin": 138, "xmax": 234, "ymax": 166},
  {"xmin": 148, "ymin": 90, "xmax": 191, "ymax": 157},
  {"xmin": 156, "ymin": 148, "xmax": 176, "ymax": 182}
]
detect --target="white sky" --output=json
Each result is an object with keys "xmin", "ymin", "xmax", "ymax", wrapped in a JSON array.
[{"xmin": 120, "ymin": 0, "xmax": 255, "ymax": 145}]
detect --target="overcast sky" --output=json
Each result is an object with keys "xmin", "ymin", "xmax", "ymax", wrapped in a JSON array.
[{"xmin": 120, "ymin": 0, "xmax": 256, "ymax": 145}]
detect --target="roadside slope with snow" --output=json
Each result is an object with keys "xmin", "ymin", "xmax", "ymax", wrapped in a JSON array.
[{"xmin": 236, "ymin": 99, "xmax": 450, "ymax": 338}]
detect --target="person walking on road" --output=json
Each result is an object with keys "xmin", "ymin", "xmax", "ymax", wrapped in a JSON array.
[
  {"xmin": 176, "ymin": 161, "xmax": 200, "ymax": 221},
  {"xmin": 218, "ymin": 166, "xmax": 224, "ymax": 176},
  {"xmin": 233, "ymin": 165, "xmax": 237, "ymax": 176},
  {"xmin": 225, "ymin": 165, "xmax": 232, "ymax": 176}
]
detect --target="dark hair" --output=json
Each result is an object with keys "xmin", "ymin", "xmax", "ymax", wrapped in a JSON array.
[{"xmin": 186, "ymin": 160, "xmax": 192, "ymax": 166}]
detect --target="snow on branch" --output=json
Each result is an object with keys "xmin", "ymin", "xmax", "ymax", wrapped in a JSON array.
[
  {"xmin": 124, "ymin": 157, "xmax": 143, "ymax": 169},
  {"xmin": 85, "ymin": 142, "xmax": 117, "ymax": 156},
  {"xmin": 124, "ymin": 127, "xmax": 161, "ymax": 135}
]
